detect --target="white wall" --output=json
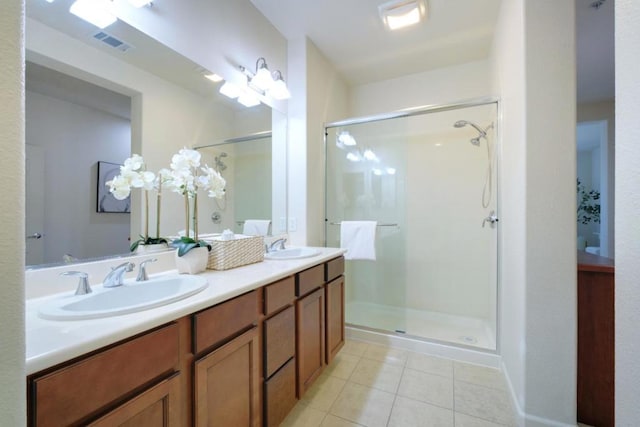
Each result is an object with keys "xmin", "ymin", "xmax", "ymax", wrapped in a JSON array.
[
  {"xmin": 615, "ymin": 0, "xmax": 640, "ymax": 423},
  {"xmin": 577, "ymin": 100, "xmax": 615, "ymax": 257},
  {"xmin": 0, "ymin": 0, "xmax": 26, "ymax": 424},
  {"xmin": 26, "ymin": 90, "xmax": 131, "ymax": 262},
  {"xmin": 492, "ymin": 1, "xmax": 577, "ymax": 425},
  {"xmin": 27, "ymin": 19, "xmax": 235, "ymax": 241},
  {"xmin": 288, "ymin": 38, "xmax": 350, "ymax": 246},
  {"xmin": 350, "ymin": 60, "xmax": 491, "ymax": 117}
]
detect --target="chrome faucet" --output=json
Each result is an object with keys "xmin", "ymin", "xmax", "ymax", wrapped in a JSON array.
[
  {"xmin": 266, "ymin": 238, "xmax": 287, "ymax": 253},
  {"xmin": 60, "ymin": 271, "xmax": 92, "ymax": 295},
  {"xmin": 136, "ymin": 258, "xmax": 157, "ymax": 282},
  {"xmin": 103, "ymin": 262, "xmax": 135, "ymax": 288}
]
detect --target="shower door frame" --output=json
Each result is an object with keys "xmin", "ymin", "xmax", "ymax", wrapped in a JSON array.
[{"xmin": 323, "ymin": 97, "xmax": 502, "ymax": 354}]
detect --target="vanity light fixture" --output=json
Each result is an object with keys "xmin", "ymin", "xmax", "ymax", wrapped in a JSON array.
[
  {"xmin": 219, "ymin": 81, "xmax": 242, "ymax": 99},
  {"xmin": 70, "ymin": 0, "xmax": 117, "ymax": 29},
  {"xmin": 251, "ymin": 57, "xmax": 275, "ymax": 91},
  {"xmin": 269, "ymin": 70, "xmax": 291, "ymax": 100},
  {"xmin": 346, "ymin": 152, "xmax": 362, "ymax": 162},
  {"xmin": 363, "ymin": 149, "xmax": 379, "ymax": 162},
  {"xmin": 386, "ymin": 167, "xmax": 397, "ymax": 175},
  {"xmin": 372, "ymin": 168, "xmax": 383, "ymax": 176},
  {"xmin": 237, "ymin": 91, "xmax": 261, "ymax": 107},
  {"xmin": 379, "ymin": 0, "xmax": 427, "ymax": 30}
]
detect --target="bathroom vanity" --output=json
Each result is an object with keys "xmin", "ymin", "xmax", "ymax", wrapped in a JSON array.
[{"xmin": 25, "ymin": 249, "xmax": 345, "ymax": 427}]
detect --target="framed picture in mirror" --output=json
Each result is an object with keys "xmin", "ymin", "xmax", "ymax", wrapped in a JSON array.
[{"xmin": 97, "ymin": 161, "xmax": 130, "ymax": 213}]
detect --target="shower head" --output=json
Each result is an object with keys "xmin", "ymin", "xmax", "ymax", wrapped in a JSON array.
[{"xmin": 453, "ymin": 120, "xmax": 487, "ymax": 137}]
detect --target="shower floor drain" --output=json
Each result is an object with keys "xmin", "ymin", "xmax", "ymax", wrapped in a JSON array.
[{"xmin": 459, "ymin": 335, "xmax": 478, "ymax": 344}]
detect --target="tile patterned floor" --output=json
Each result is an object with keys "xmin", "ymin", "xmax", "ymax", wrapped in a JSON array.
[{"xmin": 281, "ymin": 339, "xmax": 517, "ymax": 427}]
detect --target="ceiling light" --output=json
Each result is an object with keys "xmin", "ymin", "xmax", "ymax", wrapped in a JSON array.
[
  {"xmin": 70, "ymin": 0, "xmax": 117, "ymax": 29},
  {"xmin": 337, "ymin": 131, "xmax": 357, "ymax": 147},
  {"xmin": 127, "ymin": 0, "xmax": 152, "ymax": 7},
  {"xmin": 204, "ymin": 73, "xmax": 223, "ymax": 83},
  {"xmin": 219, "ymin": 82, "xmax": 242, "ymax": 99},
  {"xmin": 44, "ymin": 0, "xmax": 55, "ymax": 3},
  {"xmin": 250, "ymin": 57, "xmax": 275, "ymax": 91},
  {"xmin": 269, "ymin": 70, "xmax": 291, "ymax": 100},
  {"xmin": 379, "ymin": 0, "xmax": 427, "ymax": 30},
  {"xmin": 237, "ymin": 91, "xmax": 261, "ymax": 107}
]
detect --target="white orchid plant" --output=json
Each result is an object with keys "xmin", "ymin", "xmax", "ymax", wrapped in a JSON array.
[
  {"xmin": 166, "ymin": 147, "xmax": 226, "ymax": 256},
  {"xmin": 106, "ymin": 154, "xmax": 169, "ymax": 251}
]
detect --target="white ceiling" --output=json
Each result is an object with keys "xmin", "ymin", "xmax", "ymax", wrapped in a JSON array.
[{"xmin": 251, "ymin": 0, "xmax": 615, "ymax": 101}]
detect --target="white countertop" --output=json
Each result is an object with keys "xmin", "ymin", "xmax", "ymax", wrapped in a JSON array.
[{"xmin": 26, "ymin": 247, "xmax": 345, "ymax": 375}]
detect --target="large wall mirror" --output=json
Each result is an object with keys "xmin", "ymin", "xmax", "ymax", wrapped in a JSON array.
[{"xmin": 25, "ymin": 0, "xmax": 287, "ymax": 268}]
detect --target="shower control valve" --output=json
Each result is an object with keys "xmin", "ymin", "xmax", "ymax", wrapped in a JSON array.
[{"xmin": 482, "ymin": 211, "xmax": 499, "ymax": 228}]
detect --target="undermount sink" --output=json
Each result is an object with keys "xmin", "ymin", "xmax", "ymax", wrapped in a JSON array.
[
  {"xmin": 264, "ymin": 247, "xmax": 321, "ymax": 260},
  {"xmin": 38, "ymin": 275, "xmax": 208, "ymax": 320}
]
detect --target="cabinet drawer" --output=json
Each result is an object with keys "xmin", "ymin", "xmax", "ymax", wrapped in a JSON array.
[
  {"xmin": 264, "ymin": 305, "xmax": 295, "ymax": 378},
  {"xmin": 264, "ymin": 276, "xmax": 295, "ymax": 316},
  {"xmin": 325, "ymin": 256, "xmax": 345, "ymax": 282},
  {"xmin": 296, "ymin": 264, "xmax": 325, "ymax": 296},
  {"xmin": 193, "ymin": 290, "xmax": 259, "ymax": 354},
  {"xmin": 264, "ymin": 358, "xmax": 297, "ymax": 427},
  {"xmin": 32, "ymin": 323, "xmax": 179, "ymax": 427}
]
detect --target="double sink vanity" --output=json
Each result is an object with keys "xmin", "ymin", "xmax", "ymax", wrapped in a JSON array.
[{"xmin": 26, "ymin": 247, "xmax": 346, "ymax": 426}]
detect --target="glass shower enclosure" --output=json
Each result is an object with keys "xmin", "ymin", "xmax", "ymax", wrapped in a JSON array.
[{"xmin": 325, "ymin": 101, "xmax": 498, "ymax": 351}]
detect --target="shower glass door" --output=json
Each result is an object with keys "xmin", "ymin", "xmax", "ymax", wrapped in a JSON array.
[{"xmin": 325, "ymin": 102, "xmax": 498, "ymax": 351}]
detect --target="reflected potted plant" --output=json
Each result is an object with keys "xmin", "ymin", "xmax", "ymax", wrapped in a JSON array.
[
  {"xmin": 577, "ymin": 178, "xmax": 601, "ymax": 225},
  {"xmin": 106, "ymin": 154, "xmax": 170, "ymax": 253},
  {"xmin": 166, "ymin": 147, "xmax": 226, "ymax": 274}
]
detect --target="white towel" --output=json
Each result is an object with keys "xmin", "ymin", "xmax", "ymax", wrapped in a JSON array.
[
  {"xmin": 243, "ymin": 219, "xmax": 271, "ymax": 236},
  {"xmin": 340, "ymin": 221, "xmax": 377, "ymax": 260}
]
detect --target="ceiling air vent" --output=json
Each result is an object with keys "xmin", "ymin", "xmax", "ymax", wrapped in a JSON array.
[{"xmin": 92, "ymin": 31, "xmax": 133, "ymax": 52}]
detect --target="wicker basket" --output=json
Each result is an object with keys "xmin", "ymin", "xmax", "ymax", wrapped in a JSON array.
[{"xmin": 206, "ymin": 234, "xmax": 264, "ymax": 270}]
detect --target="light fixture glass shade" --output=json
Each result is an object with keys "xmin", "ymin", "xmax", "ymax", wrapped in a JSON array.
[
  {"xmin": 269, "ymin": 78, "xmax": 291, "ymax": 100},
  {"xmin": 219, "ymin": 82, "xmax": 242, "ymax": 99},
  {"xmin": 127, "ymin": 0, "xmax": 152, "ymax": 7},
  {"xmin": 237, "ymin": 92, "xmax": 261, "ymax": 107},
  {"xmin": 386, "ymin": 167, "xmax": 397, "ymax": 175},
  {"xmin": 379, "ymin": 0, "xmax": 426, "ymax": 30},
  {"xmin": 337, "ymin": 131, "xmax": 357, "ymax": 147},
  {"xmin": 70, "ymin": 0, "xmax": 117, "ymax": 29},
  {"xmin": 363, "ymin": 149, "xmax": 379, "ymax": 162},
  {"xmin": 346, "ymin": 152, "xmax": 361, "ymax": 162},
  {"xmin": 372, "ymin": 168, "xmax": 383, "ymax": 176},
  {"xmin": 251, "ymin": 66, "xmax": 275, "ymax": 91}
]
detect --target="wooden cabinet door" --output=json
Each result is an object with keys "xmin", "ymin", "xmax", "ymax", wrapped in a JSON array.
[
  {"xmin": 296, "ymin": 287, "xmax": 325, "ymax": 397},
  {"xmin": 194, "ymin": 327, "xmax": 260, "ymax": 427},
  {"xmin": 325, "ymin": 276, "xmax": 345, "ymax": 364},
  {"xmin": 89, "ymin": 373, "xmax": 182, "ymax": 427}
]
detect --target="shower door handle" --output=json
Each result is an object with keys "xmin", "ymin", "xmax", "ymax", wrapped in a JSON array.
[{"xmin": 482, "ymin": 211, "xmax": 499, "ymax": 228}]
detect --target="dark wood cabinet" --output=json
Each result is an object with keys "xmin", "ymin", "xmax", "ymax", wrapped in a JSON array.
[
  {"xmin": 194, "ymin": 327, "xmax": 261, "ymax": 427},
  {"xmin": 296, "ymin": 287, "xmax": 326, "ymax": 397},
  {"xmin": 325, "ymin": 276, "xmax": 345, "ymax": 364},
  {"xmin": 577, "ymin": 251, "xmax": 615, "ymax": 427},
  {"xmin": 89, "ymin": 373, "xmax": 182, "ymax": 427},
  {"xmin": 27, "ymin": 256, "xmax": 346, "ymax": 427}
]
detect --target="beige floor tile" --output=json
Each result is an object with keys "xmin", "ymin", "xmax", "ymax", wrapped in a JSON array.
[
  {"xmin": 397, "ymin": 368, "xmax": 454, "ymax": 409},
  {"xmin": 320, "ymin": 414, "xmax": 364, "ymax": 427},
  {"xmin": 407, "ymin": 352, "xmax": 454, "ymax": 378},
  {"xmin": 454, "ymin": 362, "xmax": 506, "ymax": 390},
  {"xmin": 388, "ymin": 396, "xmax": 454, "ymax": 427},
  {"xmin": 349, "ymin": 358, "xmax": 404, "ymax": 393},
  {"xmin": 341, "ymin": 340, "xmax": 369, "ymax": 357},
  {"xmin": 325, "ymin": 352, "xmax": 361, "ymax": 380},
  {"xmin": 361, "ymin": 343, "xmax": 408, "ymax": 366},
  {"xmin": 454, "ymin": 381, "xmax": 517, "ymax": 426},
  {"xmin": 281, "ymin": 401, "xmax": 327, "ymax": 427},
  {"xmin": 329, "ymin": 382, "xmax": 395, "ymax": 427},
  {"xmin": 455, "ymin": 412, "xmax": 507, "ymax": 427},
  {"xmin": 302, "ymin": 375, "xmax": 347, "ymax": 411}
]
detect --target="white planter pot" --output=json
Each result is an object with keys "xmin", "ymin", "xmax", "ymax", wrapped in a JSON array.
[{"xmin": 175, "ymin": 246, "xmax": 209, "ymax": 274}]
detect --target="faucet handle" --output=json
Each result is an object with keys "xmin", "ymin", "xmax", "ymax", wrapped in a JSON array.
[
  {"xmin": 136, "ymin": 258, "xmax": 157, "ymax": 282},
  {"xmin": 60, "ymin": 271, "xmax": 92, "ymax": 295}
]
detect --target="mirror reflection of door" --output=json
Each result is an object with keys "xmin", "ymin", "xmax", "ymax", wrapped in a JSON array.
[{"xmin": 26, "ymin": 144, "xmax": 45, "ymax": 265}]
